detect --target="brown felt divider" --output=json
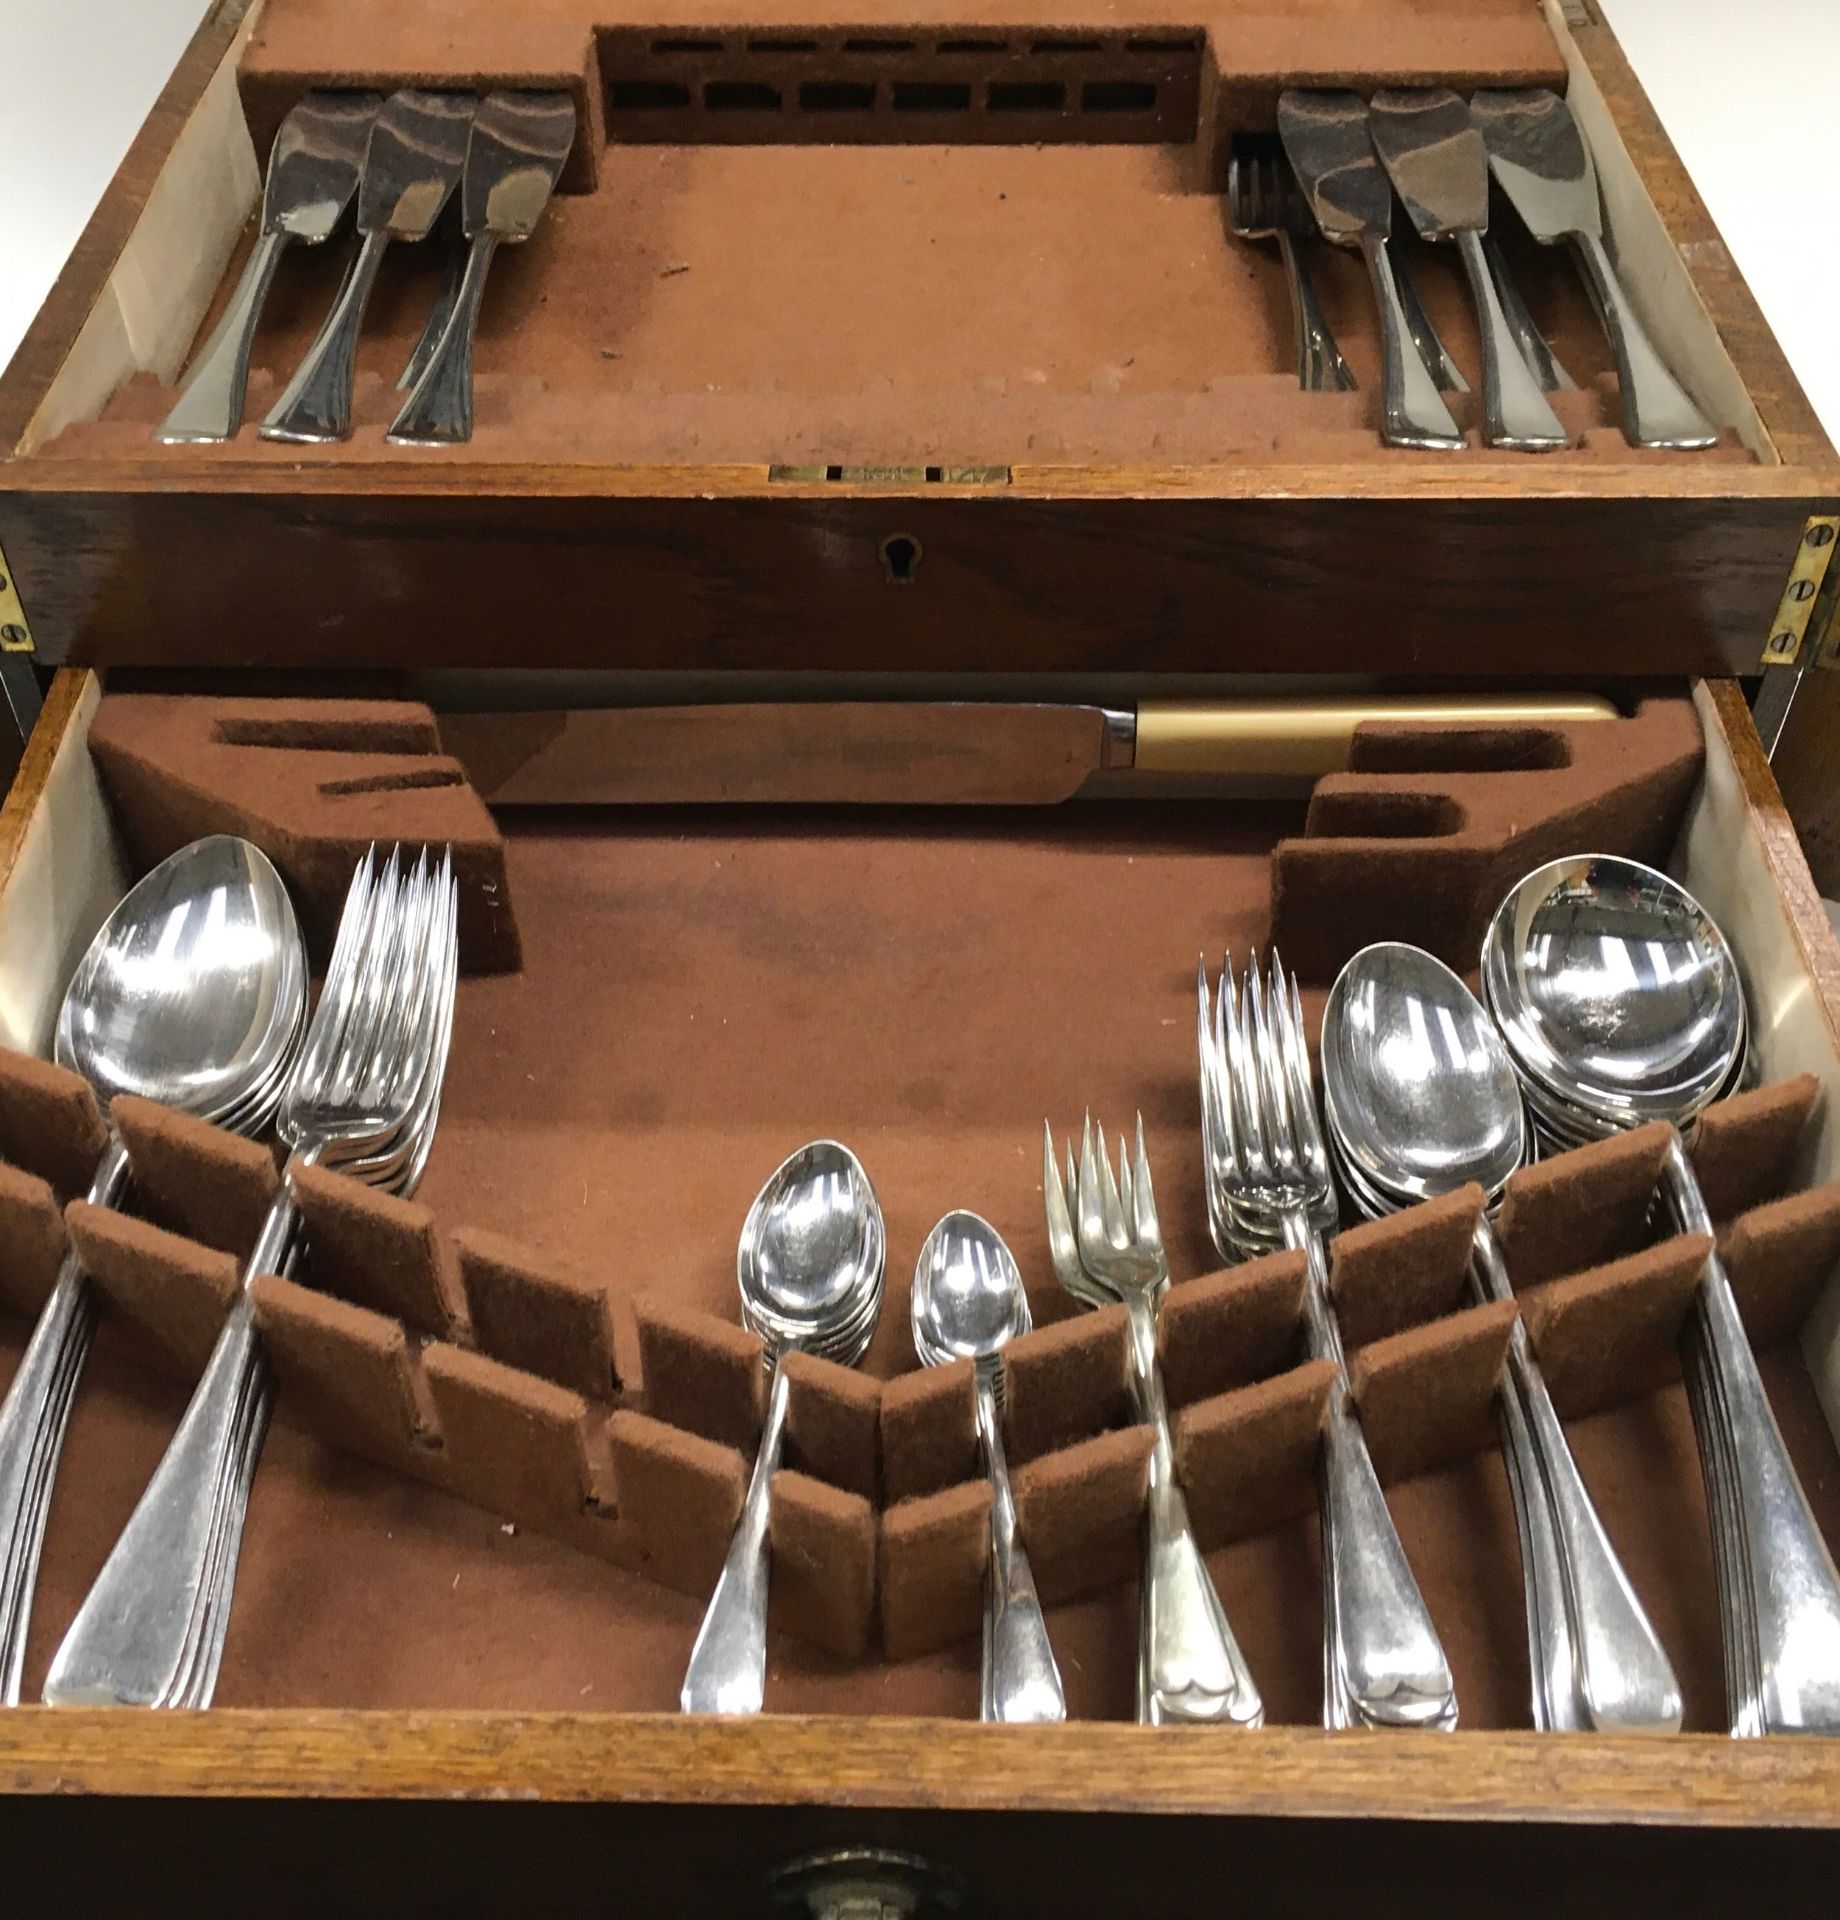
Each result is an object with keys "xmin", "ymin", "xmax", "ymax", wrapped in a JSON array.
[
  {"xmin": 782, "ymin": 1350, "xmax": 880, "ymax": 1502},
  {"xmin": 1520, "ymin": 1237, "xmax": 1714, "ymax": 1418},
  {"xmin": 880, "ymin": 1479, "xmax": 989, "ymax": 1663},
  {"xmin": 1175, "ymin": 1361, "xmax": 1339, "ymax": 1546},
  {"xmin": 1002, "ymin": 1305, "xmax": 1131, "ymax": 1466},
  {"xmin": 84, "ymin": 696, "xmax": 519, "ymax": 974},
  {"xmin": 1269, "ymin": 700, "xmax": 1705, "ymax": 980},
  {"xmin": 1495, "ymin": 1123, "xmax": 1674, "ymax": 1286},
  {"xmin": 634, "ymin": 1294, "xmax": 763, "ymax": 1451},
  {"xmin": 289, "ymin": 1164, "xmax": 464, "ymax": 1337},
  {"xmin": 1722, "ymin": 1187, "xmax": 1840, "ymax": 1348},
  {"xmin": 250, "ymin": 1274, "xmax": 430, "ymax": 1460},
  {"xmin": 0, "ymin": 1052, "xmax": 105, "ymax": 1198},
  {"xmin": 605, "ymin": 1409, "xmax": 744, "ymax": 1597},
  {"xmin": 0, "ymin": 1163, "xmax": 70, "ymax": 1317},
  {"xmin": 455, "ymin": 1226, "xmax": 618, "ymax": 1400},
  {"xmin": 768, "ymin": 1472, "xmax": 878, "ymax": 1660},
  {"xmin": 881, "ymin": 1361, "xmax": 978, "ymax": 1505},
  {"xmin": 1330, "ymin": 1186, "xmax": 1485, "ymax": 1348},
  {"xmin": 64, "ymin": 1203, "xmax": 239, "ymax": 1379},
  {"xmin": 1015, "ymin": 1426, "xmax": 1154, "ymax": 1608},
  {"xmin": 1350, "ymin": 1298, "xmax": 1520, "ymax": 1484},
  {"xmin": 111, "ymin": 1094, "xmax": 279, "ymax": 1257},
  {"xmin": 1156, "ymin": 1251, "xmax": 1306, "ymax": 1409},
  {"xmin": 1693, "ymin": 1074, "xmax": 1822, "ymax": 1221}
]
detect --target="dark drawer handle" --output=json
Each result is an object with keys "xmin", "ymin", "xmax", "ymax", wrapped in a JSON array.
[{"xmin": 768, "ymin": 1847, "xmax": 963, "ymax": 1920}]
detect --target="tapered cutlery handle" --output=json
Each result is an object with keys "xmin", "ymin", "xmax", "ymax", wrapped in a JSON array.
[
  {"xmin": 397, "ymin": 231, "xmax": 468, "ymax": 392},
  {"xmin": 1275, "ymin": 232, "xmax": 1354, "ymax": 395},
  {"xmin": 680, "ymin": 1355, "xmax": 790, "ymax": 1716},
  {"xmin": 157, "ymin": 229, "xmax": 291, "ymax": 443},
  {"xmin": 1473, "ymin": 1220, "xmax": 1680, "ymax": 1731},
  {"xmin": 388, "ymin": 232, "xmax": 500, "ymax": 445},
  {"xmin": 1455, "ymin": 230, "xmax": 1568, "ymax": 450},
  {"xmin": 974, "ymin": 1370, "xmax": 1065, "ymax": 1723},
  {"xmin": 1484, "ymin": 235, "xmax": 1575, "ymax": 390},
  {"xmin": 1288, "ymin": 1212, "xmax": 1457, "ymax": 1728},
  {"xmin": 1124, "ymin": 1295, "xmax": 1262, "ymax": 1725},
  {"xmin": 1663, "ymin": 1134, "xmax": 1840, "ymax": 1732},
  {"xmin": 260, "ymin": 228, "xmax": 390, "ymax": 443},
  {"xmin": 1572, "ymin": 232, "xmax": 1717, "ymax": 449},
  {"xmin": 43, "ymin": 1186, "xmax": 294, "ymax": 1708},
  {"xmin": 1493, "ymin": 1371, "xmax": 1581, "ymax": 1731},
  {"xmin": 1358, "ymin": 234, "xmax": 1465, "ymax": 450},
  {"xmin": 0, "ymin": 1136, "xmax": 131, "ymax": 1703}
]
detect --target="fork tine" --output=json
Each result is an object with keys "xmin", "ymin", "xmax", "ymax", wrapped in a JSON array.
[
  {"xmin": 377, "ymin": 849, "xmax": 444, "ymax": 1110},
  {"xmin": 1042, "ymin": 1120, "xmax": 1084, "ymax": 1292},
  {"xmin": 295, "ymin": 847, "xmax": 393, "ymax": 1106},
  {"xmin": 1076, "ymin": 1115, "xmax": 1114, "ymax": 1269},
  {"xmin": 1277, "ymin": 958, "xmax": 1326, "ymax": 1161},
  {"xmin": 1115, "ymin": 1131, "xmax": 1134, "ymax": 1230},
  {"xmin": 358, "ymin": 848, "xmax": 430, "ymax": 1110},
  {"xmin": 1131, "ymin": 1115, "xmax": 1162, "ymax": 1254},
  {"xmin": 1095, "ymin": 1118, "xmax": 1129, "ymax": 1249}
]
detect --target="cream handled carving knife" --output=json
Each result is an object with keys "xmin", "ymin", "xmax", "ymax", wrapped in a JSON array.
[{"xmin": 437, "ymin": 695, "xmax": 1618, "ymax": 806}]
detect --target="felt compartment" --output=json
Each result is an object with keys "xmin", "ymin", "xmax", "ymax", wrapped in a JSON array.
[
  {"xmin": 44, "ymin": 0, "xmax": 1758, "ymax": 472},
  {"xmin": 6, "ymin": 684, "xmax": 1840, "ymax": 1724}
]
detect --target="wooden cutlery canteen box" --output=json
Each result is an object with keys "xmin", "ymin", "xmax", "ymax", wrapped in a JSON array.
[{"xmin": 4, "ymin": 0, "xmax": 1840, "ymax": 1911}]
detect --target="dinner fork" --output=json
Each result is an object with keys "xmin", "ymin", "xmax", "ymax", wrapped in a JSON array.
[
  {"xmin": 1200, "ymin": 952, "xmax": 1457, "ymax": 1729},
  {"xmin": 1227, "ymin": 134, "xmax": 1355, "ymax": 394},
  {"xmin": 1044, "ymin": 1117, "xmax": 1263, "ymax": 1725},
  {"xmin": 46, "ymin": 845, "xmax": 459, "ymax": 1709}
]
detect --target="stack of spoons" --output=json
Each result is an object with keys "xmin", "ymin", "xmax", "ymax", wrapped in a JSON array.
[{"xmin": 1480, "ymin": 854, "xmax": 1840, "ymax": 1734}]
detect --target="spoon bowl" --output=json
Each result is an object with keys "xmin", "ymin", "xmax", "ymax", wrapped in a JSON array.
[
  {"xmin": 56, "ymin": 835, "xmax": 306, "ymax": 1127},
  {"xmin": 1482, "ymin": 854, "xmax": 1744, "ymax": 1132},
  {"xmin": 1323, "ymin": 942, "xmax": 1525, "ymax": 1206},
  {"xmin": 911, "ymin": 1210, "xmax": 1032, "ymax": 1373},
  {"xmin": 739, "ymin": 1140, "xmax": 884, "ymax": 1361}
]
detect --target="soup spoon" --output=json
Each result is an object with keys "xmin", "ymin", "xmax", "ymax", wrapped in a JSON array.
[
  {"xmin": 1324, "ymin": 942, "xmax": 1682, "ymax": 1732},
  {"xmin": 912, "ymin": 1211, "xmax": 1065, "ymax": 1724},
  {"xmin": 680, "ymin": 1141, "xmax": 884, "ymax": 1716},
  {"xmin": 0, "ymin": 836, "xmax": 305, "ymax": 1702},
  {"xmin": 1485, "ymin": 855, "xmax": 1840, "ymax": 1734}
]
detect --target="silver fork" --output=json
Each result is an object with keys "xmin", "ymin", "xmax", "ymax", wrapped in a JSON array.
[
  {"xmin": 1201, "ymin": 952, "xmax": 1458, "ymax": 1730},
  {"xmin": 45, "ymin": 846, "xmax": 459, "ymax": 1709},
  {"xmin": 1044, "ymin": 1117, "xmax": 1263, "ymax": 1726},
  {"xmin": 1227, "ymin": 133, "xmax": 1355, "ymax": 394}
]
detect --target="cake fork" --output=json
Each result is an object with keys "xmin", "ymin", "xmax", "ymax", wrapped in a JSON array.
[{"xmin": 1227, "ymin": 134, "xmax": 1354, "ymax": 394}]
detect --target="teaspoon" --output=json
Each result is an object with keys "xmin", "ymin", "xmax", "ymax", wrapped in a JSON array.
[{"xmin": 680, "ymin": 1141, "xmax": 883, "ymax": 1716}]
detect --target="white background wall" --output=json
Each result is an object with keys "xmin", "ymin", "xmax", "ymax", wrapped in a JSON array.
[{"xmin": 1, "ymin": 0, "xmax": 1835, "ymax": 440}]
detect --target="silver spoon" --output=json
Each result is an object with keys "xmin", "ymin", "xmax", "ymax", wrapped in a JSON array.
[
  {"xmin": 0, "ymin": 835, "xmax": 305, "ymax": 1702},
  {"xmin": 680, "ymin": 1141, "xmax": 883, "ymax": 1716},
  {"xmin": 911, "ymin": 1211, "xmax": 1065, "ymax": 1724},
  {"xmin": 1485, "ymin": 856, "xmax": 1840, "ymax": 1734},
  {"xmin": 1325, "ymin": 942, "xmax": 1682, "ymax": 1732}
]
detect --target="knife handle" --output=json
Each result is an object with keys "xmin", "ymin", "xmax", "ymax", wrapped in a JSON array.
[
  {"xmin": 1358, "ymin": 234, "xmax": 1465, "ymax": 451},
  {"xmin": 1572, "ymin": 233, "xmax": 1718, "ymax": 451},
  {"xmin": 1133, "ymin": 695, "xmax": 1615, "ymax": 779},
  {"xmin": 1455, "ymin": 230, "xmax": 1569, "ymax": 452}
]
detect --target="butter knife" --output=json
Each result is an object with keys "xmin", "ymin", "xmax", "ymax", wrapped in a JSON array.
[
  {"xmin": 1470, "ymin": 88, "xmax": 1717, "ymax": 450},
  {"xmin": 387, "ymin": 91, "xmax": 576, "ymax": 447},
  {"xmin": 261, "ymin": 89, "xmax": 476, "ymax": 444},
  {"xmin": 158, "ymin": 91, "xmax": 381, "ymax": 443},
  {"xmin": 1368, "ymin": 89, "xmax": 1569, "ymax": 451},
  {"xmin": 1278, "ymin": 90, "xmax": 1464, "ymax": 451}
]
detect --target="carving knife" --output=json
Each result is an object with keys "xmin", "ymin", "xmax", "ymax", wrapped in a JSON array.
[{"xmin": 437, "ymin": 695, "xmax": 1617, "ymax": 806}]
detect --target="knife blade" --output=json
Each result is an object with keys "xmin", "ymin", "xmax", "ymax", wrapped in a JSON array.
[
  {"xmin": 1368, "ymin": 89, "xmax": 1567, "ymax": 452},
  {"xmin": 262, "ymin": 89, "xmax": 477, "ymax": 444},
  {"xmin": 1277, "ymin": 90, "xmax": 1464, "ymax": 452},
  {"xmin": 436, "ymin": 695, "xmax": 1617, "ymax": 806},
  {"xmin": 1470, "ymin": 88, "xmax": 1716, "ymax": 450}
]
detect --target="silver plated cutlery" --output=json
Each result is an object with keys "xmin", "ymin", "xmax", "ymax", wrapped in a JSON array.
[
  {"xmin": 158, "ymin": 92, "xmax": 381, "ymax": 444},
  {"xmin": 46, "ymin": 844, "xmax": 459, "ymax": 1709},
  {"xmin": 261, "ymin": 91, "xmax": 476, "ymax": 444},
  {"xmin": 388, "ymin": 90, "xmax": 576, "ymax": 446},
  {"xmin": 1367, "ymin": 89, "xmax": 1569, "ymax": 451},
  {"xmin": 0, "ymin": 838, "xmax": 305, "ymax": 1703},
  {"xmin": 1200, "ymin": 951, "xmax": 1458, "ymax": 1728},
  {"xmin": 1471, "ymin": 89, "xmax": 1717, "ymax": 449},
  {"xmin": 680, "ymin": 1140, "xmax": 884, "ymax": 1716},
  {"xmin": 912, "ymin": 1211, "xmax": 1065, "ymax": 1723},
  {"xmin": 1226, "ymin": 133, "xmax": 1355, "ymax": 395},
  {"xmin": 1323, "ymin": 941, "xmax": 1682, "ymax": 1732},
  {"xmin": 1483, "ymin": 854, "xmax": 1840, "ymax": 1732},
  {"xmin": 1044, "ymin": 1117, "xmax": 1262, "ymax": 1726},
  {"xmin": 1278, "ymin": 89, "xmax": 1464, "ymax": 451}
]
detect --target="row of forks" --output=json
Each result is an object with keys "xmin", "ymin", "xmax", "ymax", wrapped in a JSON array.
[{"xmin": 44, "ymin": 847, "xmax": 460, "ymax": 1708}]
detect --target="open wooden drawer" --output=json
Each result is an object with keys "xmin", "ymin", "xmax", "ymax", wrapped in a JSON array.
[
  {"xmin": 0, "ymin": 0, "xmax": 1837, "ymax": 683},
  {"xmin": 0, "ymin": 669, "xmax": 1838, "ymax": 1914}
]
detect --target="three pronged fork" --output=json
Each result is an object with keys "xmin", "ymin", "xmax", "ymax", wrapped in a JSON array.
[
  {"xmin": 1044, "ymin": 1117, "xmax": 1263, "ymax": 1726},
  {"xmin": 46, "ymin": 845, "xmax": 460, "ymax": 1709},
  {"xmin": 1199, "ymin": 951, "xmax": 1458, "ymax": 1730},
  {"xmin": 1227, "ymin": 133, "xmax": 1355, "ymax": 395}
]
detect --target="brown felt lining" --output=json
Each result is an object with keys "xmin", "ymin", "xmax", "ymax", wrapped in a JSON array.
[
  {"xmin": 41, "ymin": 0, "xmax": 1755, "ymax": 470},
  {"xmin": 9, "ymin": 696, "xmax": 1840, "ymax": 1719}
]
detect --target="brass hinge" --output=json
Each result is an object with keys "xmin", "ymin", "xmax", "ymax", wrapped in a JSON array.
[
  {"xmin": 0, "ymin": 542, "xmax": 33, "ymax": 655},
  {"xmin": 1761, "ymin": 515, "xmax": 1839, "ymax": 670}
]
